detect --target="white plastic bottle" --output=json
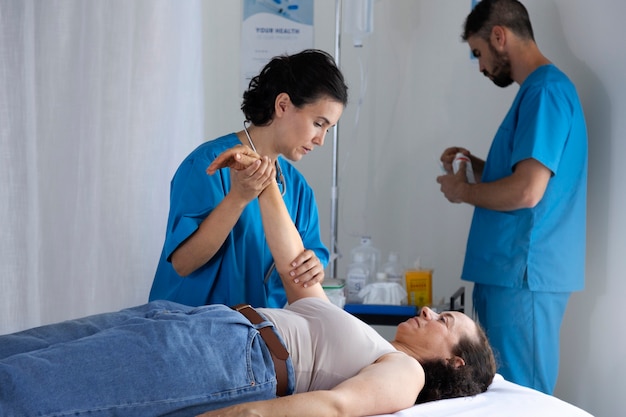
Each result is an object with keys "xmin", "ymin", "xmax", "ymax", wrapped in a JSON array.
[
  {"xmin": 346, "ymin": 252, "xmax": 370, "ymax": 304},
  {"xmin": 350, "ymin": 236, "xmax": 380, "ymax": 284},
  {"xmin": 452, "ymin": 152, "xmax": 476, "ymax": 184},
  {"xmin": 381, "ymin": 252, "xmax": 405, "ymax": 287}
]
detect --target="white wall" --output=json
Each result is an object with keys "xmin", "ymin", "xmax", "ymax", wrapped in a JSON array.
[{"xmin": 202, "ymin": 1, "xmax": 624, "ymax": 415}]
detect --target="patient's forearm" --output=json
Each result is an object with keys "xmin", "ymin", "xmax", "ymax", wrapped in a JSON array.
[
  {"xmin": 257, "ymin": 180, "xmax": 327, "ymax": 302},
  {"xmin": 197, "ymin": 391, "xmax": 345, "ymax": 417},
  {"xmin": 257, "ymin": 181, "xmax": 305, "ymax": 276}
]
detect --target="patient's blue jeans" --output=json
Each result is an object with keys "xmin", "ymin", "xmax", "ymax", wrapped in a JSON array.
[{"xmin": 0, "ymin": 300, "xmax": 294, "ymax": 416}]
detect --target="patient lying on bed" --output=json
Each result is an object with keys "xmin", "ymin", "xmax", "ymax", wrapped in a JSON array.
[{"xmin": 0, "ymin": 146, "xmax": 496, "ymax": 417}]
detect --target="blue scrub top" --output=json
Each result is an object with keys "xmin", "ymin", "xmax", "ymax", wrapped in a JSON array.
[
  {"xmin": 149, "ymin": 133, "xmax": 330, "ymax": 307},
  {"xmin": 462, "ymin": 65, "xmax": 588, "ymax": 292}
]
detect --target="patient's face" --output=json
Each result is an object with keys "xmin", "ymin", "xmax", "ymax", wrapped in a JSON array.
[{"xmin": 395, "ymin": 307, "xmax": 478, "ymax": 361}]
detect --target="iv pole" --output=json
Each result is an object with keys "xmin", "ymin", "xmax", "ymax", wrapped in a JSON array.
[{"xmin": 329, "ymin": 0, "xmax": 342, "ymax": 278}]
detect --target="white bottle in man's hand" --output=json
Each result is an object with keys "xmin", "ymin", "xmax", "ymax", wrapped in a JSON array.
[{"xmin": 452, "ymin": 152, "xmax": 476, "ymax": 184}]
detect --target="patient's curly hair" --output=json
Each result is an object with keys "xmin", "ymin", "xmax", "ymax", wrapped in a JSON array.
[{"xmin": 416, "ymin": 323, "xmax": 496, "ymax": 404}]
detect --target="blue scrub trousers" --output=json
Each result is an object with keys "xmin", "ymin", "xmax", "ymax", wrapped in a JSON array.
[
  {"xmin": 473, "ymin": 283, "xmax": 570, "ymax": 394},
  {"xmin": 0, "ymin": 301, "xmax": 295, "ymax": 416}
]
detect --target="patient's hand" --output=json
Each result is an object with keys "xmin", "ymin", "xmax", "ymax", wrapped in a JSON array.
[
  {"xmin": 207, "ymin": 145, "xmax": 277, "ymax": 204},
  {"xmin": 206, "ymin": 145, "xmax": 260, "ymax": 175}
]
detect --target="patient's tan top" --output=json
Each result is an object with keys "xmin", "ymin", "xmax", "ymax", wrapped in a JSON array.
[{"xmin": 259, "ymin": 297, "xmax": 398, "ymax": 393}]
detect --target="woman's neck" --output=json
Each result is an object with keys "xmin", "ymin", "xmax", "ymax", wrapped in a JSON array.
[
  {"xmin": 390, "ymin": 340, "xmax": 422, "ymax": 362},
  {"xmin": 240, "ymin": 123, "xmax": 277, "ymax": 159}
]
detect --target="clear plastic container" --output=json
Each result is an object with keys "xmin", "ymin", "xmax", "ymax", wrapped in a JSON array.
[
  {"xmin": 346, "ymin": 252, "xmax": 370, "ymax": 304},
  {"xmin": 381, "ymin": 252, "xmax": 405, "ymax": 288},
  {"xmin": 322, "ymin": 278, "xmax": 346, "ymax": 308},
  {"xmin": 349, "ymin": 236, "xmax": 380, "ymax": 284}
]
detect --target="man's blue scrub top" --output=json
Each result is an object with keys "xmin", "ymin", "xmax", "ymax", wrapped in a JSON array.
[{"xmin": 462, "ymin": 65, "xmax": 588, "ymax": 292}]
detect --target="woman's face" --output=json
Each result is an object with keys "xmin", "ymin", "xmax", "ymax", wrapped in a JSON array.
[
  {"xmin": 274, "ymin": 94, "xmax": 344, "ymax": 162},
  {"xmin": 395, "ymin": 306, "xmax": 478, "ymax": 361}
]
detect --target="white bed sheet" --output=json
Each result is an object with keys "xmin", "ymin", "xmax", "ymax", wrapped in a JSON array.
[{"xmin": 370, "ymin": 374, "xmax": 593, "ymax": 417}]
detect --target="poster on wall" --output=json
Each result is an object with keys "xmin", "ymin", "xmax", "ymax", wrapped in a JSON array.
[
  {"xmin": 470, "ymin": 0, "xmax": 479, "ymax": 60},
  {"xmin": 240, "ymin": 0, "xmax": 314, "ymax": 93}
]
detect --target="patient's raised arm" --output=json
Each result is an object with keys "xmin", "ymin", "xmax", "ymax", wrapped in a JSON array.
[
  {"xmin": 208, "ymin": 145, "xmax": 328, "ymax": 304},
  {"xmin": 257, "ymin": 173, "xmax": 328, "ymax": 304}
]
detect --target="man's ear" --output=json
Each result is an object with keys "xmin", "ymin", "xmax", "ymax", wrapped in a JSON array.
[
  {"xmin": 490, "ymin": 25, "xmax": 506, "ymax": 50},
  {"xmin": 274, "ymin": 92, "xmax": 291, "ymax": 117},
  {"xmin": 448, "ymin": 356, "xmax": 466, "ymax": 368}
]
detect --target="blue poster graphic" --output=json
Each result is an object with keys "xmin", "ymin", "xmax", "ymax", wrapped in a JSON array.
[
  {"xmin": 470, "ymin": 0, "xmax": 479, "ymax": 61},
  {"xmin": 240, "ymin": 0, "xmax": 314, "ymax": 92}
]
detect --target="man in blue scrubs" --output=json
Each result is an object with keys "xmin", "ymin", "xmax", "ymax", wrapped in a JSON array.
[{"xmin": 436, "ymin": 0, "xmax": 587, "ymax": 394}]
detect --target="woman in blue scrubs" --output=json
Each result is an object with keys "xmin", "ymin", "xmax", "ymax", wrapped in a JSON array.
[{"xmin": 150, "ymin": 49, "xmax": 348, "ymax": 308}]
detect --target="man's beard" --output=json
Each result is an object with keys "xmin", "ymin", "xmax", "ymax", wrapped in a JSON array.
[{"xmin": 484, "ymin": 45, "xmax": 514, "ymax": 87}]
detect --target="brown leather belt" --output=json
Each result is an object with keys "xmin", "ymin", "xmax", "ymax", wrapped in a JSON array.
[{"xmin": 232, "ymin": 304, "xmax": 290, "ymax": 397}]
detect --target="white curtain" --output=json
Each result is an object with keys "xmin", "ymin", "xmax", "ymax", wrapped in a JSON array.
[{"xmin": 0, "ymin": 0, "xmax": 204, "ymax": 334}]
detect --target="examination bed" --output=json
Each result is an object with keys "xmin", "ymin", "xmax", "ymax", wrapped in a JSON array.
[{"xmin": 371, "ymin": 373, "xmax": 593, "ymax": 417}]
